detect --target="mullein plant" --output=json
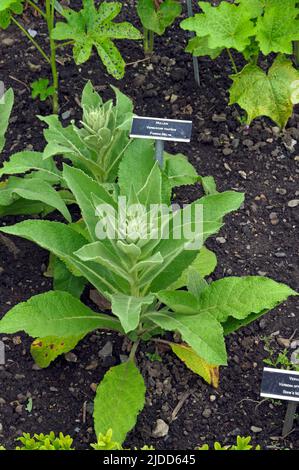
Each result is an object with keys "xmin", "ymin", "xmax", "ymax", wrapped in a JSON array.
[
  {"xmin": 0, "ymin": 82, "xmax": 199, "ymax": 219},
  {"xmin": 0, "ymin": 0, "xmax": 142, "ymax": 112},
  {"xmin": 0, "ymin": 140, "xmax": 296, "ymax": 444}
]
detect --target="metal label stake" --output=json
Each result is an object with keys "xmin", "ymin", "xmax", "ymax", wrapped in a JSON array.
[
  {"xmin": 282, "ymin": 401, "xmax": 298, "ymax": 437},
  {"xmin": 186, "ymin": 0, "xmax": 200, "ymax": 86},
  {"xmin": 155, "ymin": 139, "xmax": 165, "ymax": 167},
  {"xmin": 260, "ymin": 367, "xmax": 299, "ymax": 437},
  {"xmin": 130, "ymin": 116, "xmax": 193, "ymax": 167}
]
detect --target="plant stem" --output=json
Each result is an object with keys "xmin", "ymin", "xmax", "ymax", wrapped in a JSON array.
[
  {"xmin": 27, "ymin": 0, "xmax": 46, "ymax": 18},
  {"xmin": 46, "ymin": 0, "xmax": 59, "ymax": 113},
  {"xmin": 143, "ymin": 28, "xmax": 154, "ymax": 55},
  {"xmin": 149, "ymin": 30, "xmax": 154, "ymax": 54},
  {"xmin": 129, "ymin": 340, "xmax": 140, "ymax": 361},
  {"xmin": 143, "ymin": 27, "xmax": 149, "ymax": 54},
  {"xmin": 11, "ymin": 17, "xmax": 50, "ymax": 64},
  {"xmin": 55, "ymin": 40, "xmax": 74, "ymax": 49},
  {"xmin": 226, "ymin": 48, "xmax": 238, "ymax": 74}
]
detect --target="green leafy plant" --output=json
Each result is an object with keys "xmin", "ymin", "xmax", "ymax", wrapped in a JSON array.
[
  {"xmin": 31, "ymin": 78, "xmax": 55, "ymax": 102},
  {"xmin": 0, "ymin": 1, "xmax": 141, "ymax": 112},
  {"xmin": 0, "ymin": 429, "xmax": 155, "ymax": 450},
  {"xmin": 52, "ymin": 1, "xmax": 142, "ymax": 79},
  {"xmin": 263, "ymin": 336, "xmax": 299, "ymax": 372},
  {"xmin": 0, "ymin": 82, "xmax": 198, "ymax": 219},
  {"xmin": 137, "ymin": 0, "xmax": 182, "ymax": 54},
  {"xmin": 0, "ymin": 145, "xmax": 296, "ymax": 445},
  {"xmin": 15, "ymin": 432, "xmax": 74, "ymax": 450},
  {"xmin": 181, "ymin": 0, "xmax": 299, "ymax": 127},
  {"xmin": 197, "ymin": 436, "xmax": 261, "ymax": 451},
  {"xmin": 0, "ymin": 88, "xmax": 14, "ymax": 153}
]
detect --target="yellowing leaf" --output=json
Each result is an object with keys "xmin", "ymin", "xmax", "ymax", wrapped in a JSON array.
[
  {"xmin": 31, "ymin": 335, "xmax": 84, "ymax": 368},
  {"xmin": 170, "ymin": 342, "xmax": 219, "ymax": 388},
  {"xmin": 230, "ymin": 55, "xmax": 299, "ymax": 128}
]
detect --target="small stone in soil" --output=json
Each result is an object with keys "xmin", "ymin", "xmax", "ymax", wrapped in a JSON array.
[
  {"xmin": 216, "ymin": 237, "xmax": 226, "ymax": 244},
  {"xmin": 65, "ymin": 352, "xmax": 77, "ymax": 363},
  {"xmin": 152, "ymin": 419, "xmax": 169, "ymax": 438},
  {"xmin": 291, "ymin": 348, "xmax": 299, "ymax": 365},
  {"xmin": 269, "ymin": 212, "xmax": 279, "ymax": 225},
  {"xmin": 223, "ymin": 147, "xmax": 233, "ymax": 156},
  {"xmin": 251, "ymin": 426, "xmax": 263, "ymax": 433},
  {"xmin": 202, "ymin": 408, "xmax": 212, "ymax": 418},
  {"xmin": 276, "ymin": 188, "xmax": 287, "ymax": 195},
  {"xmin": 274, "ymin": 252, "xmax": 286, "ymax": 258},
  {"xmin": 15, "ymin": 405, "xmax": 23, "ymax": 414},
  {"xmin": 212, "ymin": 113, "xmax": 227, "ymax": 122},
  {"xmin": 288, "ymin": 199, "xmax": 299, "ymax": 208},
  {"xmin": 61, "ymin": 110, "xmax": 71, "ymax": 120},
  {"xmin": 98, "ymin": 341, "xmax": 113, "ymax": 358},
  {"xmin": 85, "ymin": 360, "xmax": 98, "ymax": 370},
  {"xmin": 90, "ymin": 383, "xmax": 97, "ymax": 393}
]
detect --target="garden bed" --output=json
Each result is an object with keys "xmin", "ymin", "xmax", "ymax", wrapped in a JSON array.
[{"xmin": 0, "ymin": 0, "xmax": 298, "ymax": 450}]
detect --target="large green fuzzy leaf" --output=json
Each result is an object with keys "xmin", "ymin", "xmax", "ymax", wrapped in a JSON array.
[
  {"xmin": 93, "ymin": 361, "xmax": 146, "ymax": 444},
  {"xmin": 0, "ymin": 176, "xmax": 71, "ymax": 221},
  {"xmin": 196, "ymin": 276, "xmax": 297, "ymax": 325},
  {"xmin": 146, "ymin": 310, "xmax": 227, "ymax": 365},
  {"xmin": 81, "ymin": 80, "xmax": 103, "ymax": 109},
  {"xmin": 52, "ymin": 257, "xmax": 86, "ymax": 299},
  {"xmin": 119, "ymin": 142, "xmax": 198, "ymax": 205},
  {"xmin": 162, "ymin": 152, "xmax": 199, "ymax": 204},
  {"xmin": 169, "ymin": 246, "xmax": 217, "ymax": 290},
  {"xmin": 118, "ymin": 139, "xmax": 156, "ymax": 198},
  {"xmin": 137, "ymin": 162, "xmax": 162, "ymax": 206},
  {"xmin": 137, "ymin": 0, "xmax": 182, "ymax": 35},
  {"xmin": 0, "ymin": 220, "xmax": 129, "ymax": 295},
  {"xmin": 157, "ymin": 290, "xmax": 198, "ymax": 314},
  {"xmin": 52, "ymin": 0, "xmax": 142, "ymax": 79},
  {"xmin": 255, "ymin": 5, "xmax": 299, "ymax": 55},
  {"xmin": 0, "ymin": 151, "xmax": 60, "ymax": 179},
  {"xmin": 0, "ymin": 198, "xmax": 51, "ymax": 217},
  {"xmin": 40, "ymin": 115, "xmax": 105, "ymax": 179},
  {"xmin": 146, "ymin": 191, "xmax": 244, "ymax": 292},
  {"xmin": 0, "ymin": 291, "xmax": 123, "ymax": 336},
  {"xmin": 230, "ymin": 55, "xmax": 299, "ymax": 128},
  {"xmin": 62, "ymin": 164, "xmax": 116, "ymax": 241},
  {"xmin": 75, "ymin": 241, "xmax": 128, "ymax": 281},
  {"xmin": 0, "ymin": 88, "xmax": 13, "ymax": 152},
  {"xmin": 111, "ymin": 294, "xmax": 155, "ymax": 333},
  {"xmin": 181, "ymin": 2, "xmax": 255, "ymax": 52}
]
